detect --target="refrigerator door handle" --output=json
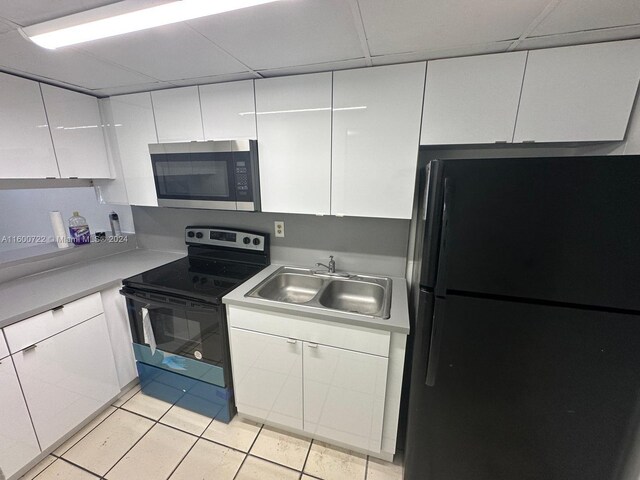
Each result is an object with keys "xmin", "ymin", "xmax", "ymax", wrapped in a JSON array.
[
  {"xmin": 425, "ymin": 299, "xmax": 445, "ymax": 386},
  {"xmin": 435, "ymin": 178, "xmax": 452, "ymax": 297}
]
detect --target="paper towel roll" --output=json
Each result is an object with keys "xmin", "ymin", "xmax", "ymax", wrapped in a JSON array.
[{"xmin": 49, "ymin": 211, "xmax": 70, "ymax": 249}]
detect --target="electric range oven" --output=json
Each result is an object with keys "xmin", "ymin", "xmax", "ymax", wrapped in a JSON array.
[{"xmin": 120, "ymin": 226, "xmax": 269, "ymax": 422}]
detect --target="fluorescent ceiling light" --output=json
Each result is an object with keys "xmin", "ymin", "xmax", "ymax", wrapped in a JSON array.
[
  {"xmin": 238, "ymin": 106, "xmax": 367, "ymax": 116},
  {"xmin": 21, "ymin": 0, "xmax": 282, "ymax": 50}
]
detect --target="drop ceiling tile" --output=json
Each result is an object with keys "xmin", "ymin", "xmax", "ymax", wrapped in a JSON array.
[
  {"xmin": 0, "ymin": 0, "xmax": 118, "ymax": 26},
  {"xmin": 258, "ymin": 58, "xmax": 368, "ymax": 78},
  {"xmin": 0, "ymin": 30, "xmax": 155, "ymax": 90},
  {"xmin": 516, "ymin": 24, "xmax": 640, "ymax": 51},
  {"xmin": 79, "ymin": 23, "xmax": 249, "ymax": 82},
  {"xmin": 358, "ymin": 0, "xmax": 551, "ymax": 56},
  {"xmin": 187, "ymin": 0, "xmax": 363, "ymax": 70},
  {"xmin": 531, "ymin": 0, "xmax": 640, "ymax": 36},
  {"xmin": 370, "ymin": 41, "xmax": 513, "ymax": 66}
]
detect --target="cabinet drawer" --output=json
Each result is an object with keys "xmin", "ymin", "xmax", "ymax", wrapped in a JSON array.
[
  {"xmin": 0, "ymin": 334, "xmax": 8, "ymax": 359},
  {"xmin": 5, "ymin": 293, "xmax": 104, "ymax": 353},
  {"xmin": 227, "ymin": 306, "xmax": 390, "ymax": 357}
]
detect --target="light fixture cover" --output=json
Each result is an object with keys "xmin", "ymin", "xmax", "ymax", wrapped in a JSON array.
[{"xmin": 21, "ymin": 0, "xmax": 282, "ymax": 49}]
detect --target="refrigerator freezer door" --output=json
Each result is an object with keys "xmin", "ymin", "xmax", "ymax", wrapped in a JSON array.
[
  {"xmin": 421, "ymin": 156, "xmax": 640, "ymax": 311},
  {"xmin": 404, "ymin": 293, "xmax": 640, "ymax": 480}
]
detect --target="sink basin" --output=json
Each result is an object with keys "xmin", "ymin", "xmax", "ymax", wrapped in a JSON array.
[
  {"xmin": 318, "ymin": 280, "xmax": 385, "ymax": 316},
  {"xmin": 255, "ymin": 272, "xmax": 323, "ymax": 304},
  {"xmin": 246, "ymin": 266, "xmax": 392, "ymax": 319}
]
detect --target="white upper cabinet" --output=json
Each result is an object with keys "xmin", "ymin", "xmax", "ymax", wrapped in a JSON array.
[
  {"xmin": 513, "ymin": 39, "xmax": 640, "ymax": 143},
  {"xmin": 110, "ymin": 93, "xmax": 159, "ymax": 206},
  {"xmin": 255, "ymin": 73, "xmax": 332, "ymax": 215},
  {"xmin": 200, "ymin": 80, "xmax": 257, "ymax": 140},
  {"xmin": 421, "ymin": 52, "xmax": 528, "ymax": 145},
  {"xmin": 41, "ymin": 84, "xmax": 111, "ymax": 179},
  {"xmin": 0, "ymin": 73, "xmax": 58, "ymax": 179},
  {"xmin": 151, "ymin": 86, "xmax": 204, "ymax": 142},
  {"xmin": 332, "ymin": 63, "xmax": 426, "ymax": 219}
]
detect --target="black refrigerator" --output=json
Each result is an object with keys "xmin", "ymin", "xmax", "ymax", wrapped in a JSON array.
[{"xmin": 404, "ymin": 155, "xmax": 640, "ymax": 480}]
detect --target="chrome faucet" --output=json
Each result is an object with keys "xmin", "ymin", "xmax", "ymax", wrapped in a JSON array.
[{"xmin": 316, "ymin": 255, "xmax": 336, "ymax": 273}]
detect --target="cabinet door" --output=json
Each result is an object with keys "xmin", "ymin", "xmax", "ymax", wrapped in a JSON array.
[
  {"xmin": 0, "ymin": 73, "xmax": 58, "ymax": 178},
  {"xmin": 421, "ymin": 52, "xmax": 527, "ymax": 145},
  {"xmin": 332, "ymin": 63, "xmax": 425, "ymax": 219},
  {"xmin": 110, "ymin": 93, "xmax": 159, "ymax": 206},
  {"xmin": 255, "ymin": 73, "xmax": 332, "ymax": 215},
  {"xmin": 12, "ymin": 314, "xmax": 119, "ymax": 450},
  {"xmin": 41, "ymin": 84, "xmax": 111, "ymax": 179},
  {"xmin": 514, "ymin": 39, "xmax": 640, "ymax": 143},
  {"xmin": 0, "ymin": 359, "xmax": 41, "ymax": 479},
  {"xmin": 200, "ymin": 81, "xmax": 257, "ymax": 140},
  {"xmin": 303, "ymin": 342, "xmax": 388, "ymax": 452},
  {"xmin": 151, "ymin": 86, "xmax": 204, "ymax": 142},
  {"xmin": 0, "ymin": 333, "xmax": 9, "ymax": 360},
  {"xmin": 101, "ymin": 286, "xmax": 137, "ymax": 388},
  {"xmin": 229, "ymin": 328, "xmax": 303, "ymax": 430}
]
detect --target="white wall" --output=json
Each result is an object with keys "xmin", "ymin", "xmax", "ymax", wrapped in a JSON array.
[{"xmin": 0, "ymin": 187, "xmax": 134, "ymax": 251}]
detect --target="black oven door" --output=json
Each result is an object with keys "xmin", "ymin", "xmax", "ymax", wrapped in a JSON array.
[{"xmin": 121, "ymin": 289, "xmax": 231, "ymax": 388}]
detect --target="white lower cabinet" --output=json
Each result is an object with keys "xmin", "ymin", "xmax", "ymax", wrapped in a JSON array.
[
  {"xmin": 0, "ymin": 359, "xmax": 41, "ymax": 479},
  {"xmin": 228, "ymin": 307, "xmax": 390, "ymax": 454},
  {"xmin": 303, "ymin": 342, "xmax": 388, "ymax": 452},
  {"xmin": 229, "ymin": 328, "xmax": 303, "ymax": 430},
  {"xmin": 12, "ymin": 314, "xmax": 120, "ymax": 450}
]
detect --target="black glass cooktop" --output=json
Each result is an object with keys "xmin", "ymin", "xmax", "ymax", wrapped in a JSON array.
[{"xmin": 123, "ymin": 256, "xmax": 264, "ymax": 303}]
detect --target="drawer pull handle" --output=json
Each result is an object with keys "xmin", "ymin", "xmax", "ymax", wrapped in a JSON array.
[
  {"xmin": 52, "ymin": 305, "xmax": 64, "ymax": 311},
  {"xmin": 307, "ymin": 343, "xmax": 318, "ymax": 349},
  {"xmin": 286, "ymin": 338, "xmax": 297, "ymax": 344},
  {"xmin": 24, "ymin": 344, "xmax": 38, "ymax": 352}
]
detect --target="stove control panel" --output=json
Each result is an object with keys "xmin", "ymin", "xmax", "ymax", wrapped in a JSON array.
[{"xmin": 185, "ymin": 227, "xmax": 266, "ymax": 252}]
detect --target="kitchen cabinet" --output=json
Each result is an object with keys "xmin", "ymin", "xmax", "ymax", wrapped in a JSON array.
[
  {"xmin": 255, "ymin": 73, "xmax": 332, "ymax": 215},
  {"xmin": 229, "ymin": 328, "xmax": 303, "ymax": 430},
  {"xmin": 101, "ymin": 286, "xmax": 137, "ymax": 389},
  {"xmin": 0, "ymin": 73, "xmax": 58, "ymax": 179},
  {"xmin": 41, "ymin": 84, "xmax": 111, "ymax": 179},
  {"xmin": 421, "ymin": 52, "xmax": 527, "ymax": 145},
  {"xmin": 199, "ymin": 80, "xmax": 257, "ymax": 140},
  {"xmin": 227, "ymin": 305, "xmax": 390, "ymax": 453},
  {"xmin": 9, "ymin": 310, "xmax": 119, "ymax": 450},
  {"xmin": 0, "ymin": 359, "xmax": 41, "ymax": 480},
  {"xmin": 332, "ymin": 63, "xmax": 425, "ymax": 219},
  {"xmin": 513, "ymin": 39, "xmax": 640, "ymax": 143},
  {"xmin": 151, "ymin": 86, "xmax": 204, "ymax": 142},
  {"xmin": 110, "ymin": 92, "xmax": 159, "ymax": 206},
  {"xmin": 303, "ymin": 341, "xmax": 388, "ymax": 452}
]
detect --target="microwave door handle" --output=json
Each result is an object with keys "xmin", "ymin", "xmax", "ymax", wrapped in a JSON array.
[{"xmin": 141, "ymin": 306, "xmax": 157, "ymax": 355}]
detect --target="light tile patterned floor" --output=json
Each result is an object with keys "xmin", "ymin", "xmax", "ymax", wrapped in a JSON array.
[{"xmin": 20, "ymin": 385, "xmax": 404, "ymax": 480}]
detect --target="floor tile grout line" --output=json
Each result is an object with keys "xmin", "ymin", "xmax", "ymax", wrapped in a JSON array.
[
  {"xmin": 26, "ymin": 456, "xmax": 58, "ymax": 480},
  {"xmin": 300, "ymin": 438, "xmax": 314, "ymax": 477},
  {"xmin": 55, "ymin": 456, "xmax": 105, "ymax": 478},
  {"xmin": 232, "ymin": 424, "xmax": 264, "ymax": 480},
  {"xmin": 364, "ymin": 454, "xmax": 370, "ymax": 480},
  {"xmin": 53, "ymin": 406, "xmax": 119, "ymax": 459},
  {"xmin": 246, "ymin": 452, "xmax": 308, "ymax": 476}
]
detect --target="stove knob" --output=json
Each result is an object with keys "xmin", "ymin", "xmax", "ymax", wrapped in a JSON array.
[
  {"xmin": 243, "ymin": 236, "xmax": 251, "ymax": 244},
  {"xmin": 187, "ymin": 231, "xmax": 195, "ymax": 238},
  {"xmin": 253, "ymin": 238, "xmax": 261, "ymax": 246},
  {"xmin": 196, "ymin": 232, "xmax": 203, "ymax": 239}
]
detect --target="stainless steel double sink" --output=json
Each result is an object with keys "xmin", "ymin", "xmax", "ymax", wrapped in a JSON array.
[{"xmin": 245, "ymin": 266, "xmax": 392, "ymax": 319}]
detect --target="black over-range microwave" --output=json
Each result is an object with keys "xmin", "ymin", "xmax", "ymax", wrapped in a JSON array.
[{"xmin": 149, "ymin": 140, "xmax": 260, "ymax": 211}]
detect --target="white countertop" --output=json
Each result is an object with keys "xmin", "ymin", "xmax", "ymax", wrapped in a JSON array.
[
  {"xmin": 0, "ymin": 249, "xmax": 184, "ymax": 328},
  {"xmin": 223, "ymin": 263, "xmax": 411, "ymax": 334}
]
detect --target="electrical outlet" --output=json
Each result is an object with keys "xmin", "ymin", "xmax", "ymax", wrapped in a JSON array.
[{"xmin": 274, "ymin": 221, "xmax": 285, "ymax": 238}]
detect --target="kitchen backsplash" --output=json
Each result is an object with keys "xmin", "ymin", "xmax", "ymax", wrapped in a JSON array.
[{"xmin": 132, "ymin": 206, "xmax": 411, "ymax": 277}]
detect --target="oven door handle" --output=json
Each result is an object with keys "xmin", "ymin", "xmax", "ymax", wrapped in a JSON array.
[{"xmin": 119, "ymin": 288, "xmax": 220, "ymax": 312}]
